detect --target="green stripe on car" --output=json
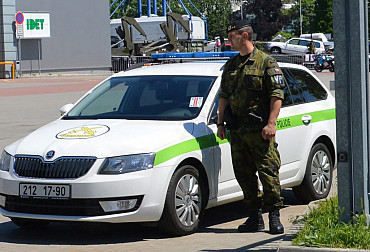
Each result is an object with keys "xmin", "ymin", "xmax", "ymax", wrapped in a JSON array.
[
  {"xmin": 154, "ymin": 108, "xmax": 335, "ymax": 166},
  {"xmin": 276, "ymin": 108, "xmax": 336, "ymax": 130}
]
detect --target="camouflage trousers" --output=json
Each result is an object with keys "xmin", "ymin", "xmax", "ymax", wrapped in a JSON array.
[{"xmin": 230, "ymin": 130, "xmax": 284, "ymax": 212}]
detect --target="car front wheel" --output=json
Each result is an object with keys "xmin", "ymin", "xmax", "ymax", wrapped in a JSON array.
[
  {"xmin": 158, "ymin": 165, "xmax": 206, "ymax": 236},
  {"xmin": 293, "ymin": 143, "xmax": 333, "ymax": 204},
  {"xmin": 271, "ymin": 47, "xmax": 281, "ymax": 54}
]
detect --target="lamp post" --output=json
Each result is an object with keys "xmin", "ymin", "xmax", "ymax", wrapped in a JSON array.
[{"xmin": 300, "ymin": 0, "xmax": 302, "ymax": 35}]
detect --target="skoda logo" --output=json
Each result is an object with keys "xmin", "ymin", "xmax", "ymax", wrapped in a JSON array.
[{"xmin": 46, "ymin": 150, "xmax": 55, "ymax": 160}]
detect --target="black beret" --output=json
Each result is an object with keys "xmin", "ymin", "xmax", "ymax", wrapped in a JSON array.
[{"xmin": 227, "ymin": 19, "xmax": 251, "ymax": 33}]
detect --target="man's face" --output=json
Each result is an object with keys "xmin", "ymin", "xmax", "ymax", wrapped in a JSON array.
[{"xmin": 227, "ymin": 30, "xmax": 245, "ymax": 51}]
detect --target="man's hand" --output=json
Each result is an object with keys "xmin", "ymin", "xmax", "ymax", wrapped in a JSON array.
[
  {"xmin": 262, "ymin": 122, "xmax": 276, "ymax": 140},
  {"xmin": 217, "ymin": 126, "xmax": 227, "ymax": 140},
  {"xmin": 262, "ymin": 97, "xmax": 282, "ymax": 140}
]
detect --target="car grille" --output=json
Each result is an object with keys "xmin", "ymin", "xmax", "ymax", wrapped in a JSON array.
[
  {"xmin": 3, "ymin": 195, "xmax": 143, "ymax": 216},
  {"xmin": 14, "ymin": 156, "xmax": 96, "ymax": 179}
]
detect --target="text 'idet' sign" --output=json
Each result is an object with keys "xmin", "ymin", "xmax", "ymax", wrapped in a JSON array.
[{"xmin": 16, "ymin": 12, "xmax": 50, "ymax": 39}]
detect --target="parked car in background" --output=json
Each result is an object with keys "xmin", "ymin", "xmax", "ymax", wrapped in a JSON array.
[
  {"xmin": 267, "ymin": 38, "xmax": 326, "ymax": 54},
  {"xmin": 0, "ymin": 53, "xmax": 336, "ymax": 236}
]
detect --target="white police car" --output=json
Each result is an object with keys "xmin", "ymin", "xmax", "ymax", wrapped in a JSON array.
[{"xmin": 0, "ymin": 52, "xmax": 336, "ymax": 236}]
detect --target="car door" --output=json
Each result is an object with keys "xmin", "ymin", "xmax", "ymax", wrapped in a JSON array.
[
  {"xmin": 298, "ymin": 40, "xmax": 310, "ymax": 53},
  {"xmin": 284, "ymin": 39, "xmax": 300, "ymax": 54},
  {"xmin": 207, "ymin": 95, "xmax": 241, "ymax": 199},
  {"xmin": 276, "ymin": 68, "xmax": 313, "ymax": 182},
  {"xmin": 277, "ymin": 67, "xmax": 331, "ymax": 184}
]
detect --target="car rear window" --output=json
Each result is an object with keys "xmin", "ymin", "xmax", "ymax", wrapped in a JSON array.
[{"xmin": 283, "ymin": 68, "xmax": 327, "ymax": 103}]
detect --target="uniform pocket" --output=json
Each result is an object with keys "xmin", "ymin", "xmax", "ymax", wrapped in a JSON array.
[
  {"xmin": 242, "ymin": 73, "xmax": 263, "ymax": 91},
  {"xmin": 246, "ymin": 75, "xmax": 262, "ymax": 90}
]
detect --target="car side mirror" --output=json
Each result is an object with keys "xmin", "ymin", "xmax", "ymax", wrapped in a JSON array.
[{"xmin": 59, "ymin": 103, "xmax": 74, "ymax": 116}]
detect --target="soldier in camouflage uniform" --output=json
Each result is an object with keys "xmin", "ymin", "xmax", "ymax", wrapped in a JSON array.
[{"xmin": 217, "ymin": 19, "xmax": 285, "ymax": 234}]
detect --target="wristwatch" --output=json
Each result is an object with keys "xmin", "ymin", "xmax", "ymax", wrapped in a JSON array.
[{"xmin": 217, "ymin": 123, "xmax": 225, "ymax": 127}]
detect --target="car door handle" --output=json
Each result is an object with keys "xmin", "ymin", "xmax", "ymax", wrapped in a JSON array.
[{"xmin": 302, "ymin": 115, "xmax": 312, "ymax": 124}]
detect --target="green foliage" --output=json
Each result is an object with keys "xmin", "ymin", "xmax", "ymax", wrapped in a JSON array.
[
  {"xmin": 242, "ymin": 0, "xmax": 289, "ymax": 41},
  {"xmin": 271, "ymin": 31, "xmax": 293, "ymax": 41},
  {"xmin": 293, "ymin": 197, "xmax": 370, "ymax": 250},
  {"xmin": 288, "ymin": 0, "xmax": 332, "ymax": 36}
]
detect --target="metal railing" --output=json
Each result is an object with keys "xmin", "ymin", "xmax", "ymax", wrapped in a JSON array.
[
  {"xmin": 111, "ymin": 54, "xmax": 315, "ymax": 73},
  {"xmin": 111, "ymin": 56, "xmax": 151, "ymax": 72},
  {"xmin": 269, "ymin": 54, "xmax": 315, "ymax": 69}
]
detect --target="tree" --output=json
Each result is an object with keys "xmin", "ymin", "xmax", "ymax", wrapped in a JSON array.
[
  {"xmin": 288, "ymin": 0, "xmax": 332, "ymax": 37},
  {"xmin": 191, "ymin": 0, "xmax": 233, "ymax": 40},
  {"xmin": 312, "ymin": 0, "xmax": 333, "ymax": 35},
  {"xmin": 241, "ymin": 0, "xmax": 288, "ymax": 41}
]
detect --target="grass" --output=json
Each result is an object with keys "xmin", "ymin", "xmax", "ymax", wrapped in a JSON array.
[{"xmin": 292, "ymin": 196, "xmax": 370, "ymax": 250}]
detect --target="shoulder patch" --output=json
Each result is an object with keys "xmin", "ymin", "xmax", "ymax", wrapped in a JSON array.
[{"xmin": 267, "ymin": 68, "xmax": 282, "ymax": 76}]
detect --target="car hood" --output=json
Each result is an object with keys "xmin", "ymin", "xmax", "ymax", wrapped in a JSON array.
[{"xmin": 7, "ymin": 119, "xmax": 195, "ymax": 160}]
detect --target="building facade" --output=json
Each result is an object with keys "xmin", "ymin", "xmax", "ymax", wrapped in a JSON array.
[{"xmin": 0, "ymin": 0, "xmax": 111, "ymax": 78}]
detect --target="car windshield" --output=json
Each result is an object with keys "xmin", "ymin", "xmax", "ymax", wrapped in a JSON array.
[{"xmin": 63, "ymin": 75, "xmax": 216, "ymax": 120}]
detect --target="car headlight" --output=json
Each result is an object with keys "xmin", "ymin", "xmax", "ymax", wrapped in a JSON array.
[
  {"xmin": 99, "ymin": 153, "xmax": 155, "ymax": 174},
  {"xmin": 0, "ymin": 150, "xmax": 12, "ymax": 172}
]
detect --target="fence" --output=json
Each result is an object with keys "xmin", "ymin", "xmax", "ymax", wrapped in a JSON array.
[
  {"xmin": 111, "ymin": 54, "xmax": 315, "ymax": 73},
  {"xmin": 111, "ymin": 56, "xmax": 151, "ymax": 73},
  {"xmin": 270, "ymin": 54, "xmax": 315, "ymax": 69}
]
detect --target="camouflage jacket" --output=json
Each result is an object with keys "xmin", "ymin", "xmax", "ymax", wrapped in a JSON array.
[{"xmin": 219, "ymin": 48, "xmax": 285, "ymax": 124}]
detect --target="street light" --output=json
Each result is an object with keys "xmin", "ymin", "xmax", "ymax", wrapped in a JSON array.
[{"xmin": 300, "ymin": 0, "xmax": 302, "ymax": 35}]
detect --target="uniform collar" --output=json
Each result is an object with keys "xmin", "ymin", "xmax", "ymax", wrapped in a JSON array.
[
  {"xmin": 238, "ymin": 47, "xmax": 258, "ymax": 67},
  {"xmin": 240, "ymin": 47, "xmax": 257, "ymax": 60}
]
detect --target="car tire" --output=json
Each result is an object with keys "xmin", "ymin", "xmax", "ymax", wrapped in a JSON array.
[
  {"xmin": 271, "ymin": 47, "xmax": 281, "ymax": 54},
  {"xmin": 158, "ymin": 165, "xmax": 206, "ymax": 236},
  {"xmin": 293, "ymin": 143, "xmax": 333, "ymax": 204},
  {"xmin": 11, "ymin": 217, "xmax": 50, "ymax": 229}
]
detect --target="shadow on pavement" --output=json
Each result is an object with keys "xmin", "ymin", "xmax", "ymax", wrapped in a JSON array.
[
  {"xmin": 0, "ymin": 189, "xmax": 305, "ymax": 246},
  {"xmin": 200, "ymin": 234, "xmax": 285, "ymax": 252}
]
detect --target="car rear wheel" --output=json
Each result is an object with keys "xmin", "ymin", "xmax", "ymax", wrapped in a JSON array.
[
  {"xmin": 11, "ymin": 217, "xmax": 50, "ymax": 229},
  {"xmin": 158, "ymin": 165, "xmax": 206, "ymax": 236},
  {"xmin": 271, "ymin": 47, "xmax": 281, "ymax": 54},
  {"xmin": 293, "ymin": 143, "xmax": 333, "ymax": 204}
]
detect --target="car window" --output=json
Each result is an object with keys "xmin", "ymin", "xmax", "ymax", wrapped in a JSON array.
[
  {"xmin": 299, "ymin": 40, "xmax": 309, "ymax": 47},
  {"xmin": 64, "ymin": 75, "xmax": 216, "ymax": 120},
  {"xmin": 281, "ymin": 68, "xmax": 305, "ymax": 105},
  {"xmin": 286, "ymin": 69, "xmax": 328, "ymax": 102},
  {"xmin": 314, "ymin": 42, "xmax": 321, "ymax": 48},
  {"xmin": 288, "ymin": 39, "xmax": 299, "ymax": 45}
]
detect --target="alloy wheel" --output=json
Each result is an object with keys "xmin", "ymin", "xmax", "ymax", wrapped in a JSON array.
[
  {"xmin": 311, "ymin": 150, "xmax": 331, "ymax": 195},
  {"xmin": 175, "ymin": 174, "xmax": 202, "ymax": 226}
]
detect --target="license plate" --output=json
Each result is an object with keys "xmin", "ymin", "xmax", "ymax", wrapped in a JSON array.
[{"xmin": 19, "ymin": 183, "xmax": 71, "ymax": 199}]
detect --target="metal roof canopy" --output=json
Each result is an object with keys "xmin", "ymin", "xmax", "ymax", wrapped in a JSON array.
[
  {"xmin": 333, "ymin": 0, "xmax": 370, "ymax": 223},
  {"xmin": 111, "ymin": 0, "xmax": 205, "ymax": 18}
]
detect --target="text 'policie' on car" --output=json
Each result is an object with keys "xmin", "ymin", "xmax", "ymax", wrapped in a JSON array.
[{"xmin": 0, "ymin": 52, "xmax": 336, "ymax": 236}]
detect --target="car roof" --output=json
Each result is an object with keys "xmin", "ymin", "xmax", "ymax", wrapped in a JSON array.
[
  {"xmin": 113, "ymin": 61, "xmax": 226, "ymax": 77},
  {"xmin": 112, "ymin": 60, "xmax": 312, "ymax": 78},
  {"xmin": 290, "ymin": 37, "xmax": 323, "ymax": 43}
]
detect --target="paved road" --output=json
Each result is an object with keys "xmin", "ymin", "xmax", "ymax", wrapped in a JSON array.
[{"xmin": 0, "ymin": 71, "xmax": 335, "ymax": 252}]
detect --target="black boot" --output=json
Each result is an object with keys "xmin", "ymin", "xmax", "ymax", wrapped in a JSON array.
[
  {"xmin": 238, "ymin": 210, "xmax": 265, "ymax": 232},
  {"xmin": 268, "ymin": 208, "xmax": 284, "ymax": 234}
]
